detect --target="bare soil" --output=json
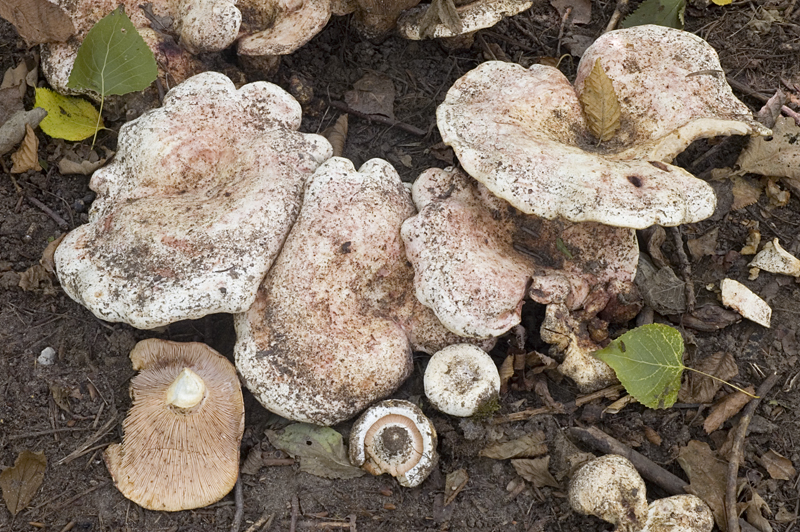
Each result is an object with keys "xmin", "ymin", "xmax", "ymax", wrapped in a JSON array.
[{"xmin": 2, "ymin": 2, "xmax": 799, "ymax": 531}]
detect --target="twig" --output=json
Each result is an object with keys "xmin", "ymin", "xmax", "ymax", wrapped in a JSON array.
[
  {"xmin": 38, "ymin": 481, "xmax": 109, "ymax": 519},
  {"xmin": 492, "ymin": 406, "xmax": 557, "ymax": 424},
  {"xmin": 575, "ymin": 384, "xmax": 626, "ymax": 406},
  {"xmin": 230, "ymin": 477, "xmax": 244, "ymax": 532},
  {"xmin": 26, "ymin": 197, "xmax": 69, "ymax": 231},
  {"xmin": 725, "ymin": 373, "xmax": 779, "ymax": 532},
  {"xmin": 569, "ymin": 426, "xmax": 688, "ymax": 495},
  {"xmin": 244, "ymin": 512, "xmax": 274, "ymax": 532},
  {"xmin": 604, "ymin": 0, "xmax": 629, "ymax": 33},
  {"xmin": 57, "ymin": 412, "xmax": 119, "ymax": 465},
  {"xmin": 327, "ymin": 101, "xmax": 427, "ymax": 137},
  {"xmin": 290, "ymin": 494, "xmax": 300, "ymax": 532},
  {"xmin": 8, "ymin": 426, "xmax": 94, "ymax": 441}
]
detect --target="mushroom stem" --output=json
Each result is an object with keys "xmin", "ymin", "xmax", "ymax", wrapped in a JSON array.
[{"xmin": 166, "ymin": 368, "xmax": 207, "ymax": 409}]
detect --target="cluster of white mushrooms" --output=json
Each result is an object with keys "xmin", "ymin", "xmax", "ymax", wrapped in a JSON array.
[{"xmin": 50, "ymin": 20, "xmax": 768, "ymax": 510}]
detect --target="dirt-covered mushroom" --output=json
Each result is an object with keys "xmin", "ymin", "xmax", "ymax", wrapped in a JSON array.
[
  {"xmin": 569, "ymin": 455, "xmax": 713, "ymax": 532},
  {"xmin": 398, "ymin": 0, "xmax": 533, "ymax": 42},
  {"xmin": 235, "ymin": 157, "xmax": 486, "ymax": 426},
  {"xmin": 54, "ymin": 72, "xmax": 332, "ymax": 329},
  {"xmin": 348, "ymin": 399, "xmax": 438, "ymax": 488},
  {"xmin": 424, "ymin": 344, "xmax": 500, "ymax": 417},
  {"xmin": 437, "ymin": 25, "xmax": 769, "ymax": 230},
  {"xmin": 104, "ymin": 338, "xmax": 245, "ymax": 511},
  {"xmin": 236, "ymin": 0, "xmax": 332, "ymax": 56}
]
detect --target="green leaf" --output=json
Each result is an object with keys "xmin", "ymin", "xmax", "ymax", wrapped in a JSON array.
[
  {"xmin": 35, "ymin": 87, "xmax": 103, "ymax": 141},
  {"xmin": 620, "ymin": 0, "xmax": 686, "ymax": 29},
  {"xmin": 594, "ymin": 323, "xmax": 685, "ymax": 409},
  {"xmin": 67, "ymin": 6, "xmax": 157, "ymax": 97},
  {"xmin": 266, "ymin": 423, "xmax": 366, "ymax": 480}
]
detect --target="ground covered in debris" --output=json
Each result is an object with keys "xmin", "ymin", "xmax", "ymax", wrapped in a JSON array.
[{"xmin": 1, "ymin": 1, "xmax": 800, "ymax": 531}]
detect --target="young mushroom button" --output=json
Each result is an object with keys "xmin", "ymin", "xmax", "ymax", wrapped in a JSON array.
[
  {"xmin": 349, "ymin": 399, "xmax": 438, "ymax": 488},
  {"xmin": 424, "ymin": 344, "xmax": 500, "ymax": 417}
]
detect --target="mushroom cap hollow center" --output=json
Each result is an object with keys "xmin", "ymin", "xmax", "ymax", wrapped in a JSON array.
[
  {"xmin": 165, "ymin": 367, "xmax": 207, "ymax": 409},
  {"xmin": 364, "ymin": 415, "xmax": 423, "ymax": 476}
]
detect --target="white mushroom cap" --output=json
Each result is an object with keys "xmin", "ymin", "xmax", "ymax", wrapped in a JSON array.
[
  {"xmin": 54, "ymin": 72, "xmax": 332, "ymax": 329},
  {"xmin": 348, "ymin": 399, "xmax": 438, "ymax": 488},
  {"xmin": 398, "ymin": 0, "xmax": 534, "ymax": 39},
  {"xmin": 642, "ymin": 495, "xmax": 714, "ymax": 532},
  {"xmin": 176, "ymin": 0, "xmax": 242, "ymax": 53},
  {"xmin": 424, "ymin": 344, "xmax": 500, "ymax": 417},
  {"xmin": 104, "ymin": 339, "xmax": 245, "ymax": 511},
  {"xmin": 569, "ymin": 455, "xmax": 649, "ymax": 532},
  {"xmin": 236, "ymin": 0, "xmax": 332, "ymax": 56},
  {"xmin": 437, "ymin": 26, "xmax": 769, "ymax": 229}
]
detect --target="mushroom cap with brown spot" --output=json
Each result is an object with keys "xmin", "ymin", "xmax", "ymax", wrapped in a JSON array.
[
  {"xmin": 104, "ymin": 339, "xmax": 244, "ymax": 511},
  {"xmin": 424, "ymin": 344, "xmax": 500, "ymax": 417}
]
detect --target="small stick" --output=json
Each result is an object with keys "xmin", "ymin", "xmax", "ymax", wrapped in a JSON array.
[
  {"xmin": 39, "ymin": 481, "xmax": 109, "ymax": 519},
  {"xmin": 492, "ymin": 405, "xmax": 557, "ymax": 424},
  {"xmin": 327, "ymin": 101, "xmax": 427, "ymax": 137},
  {"xmin": 27, "ymin": 197, "xmax": 69, "ymax": 230},
  {"xmin": 230, "ymin": 477, "xmax": 244, "ymax": 532},
  {"xmin": 290, "ymin": 495, "xmax": 300, "ymax": 532},
  {"xmin": 57, "ymin": 413, "xmax": 119, "ymax": 465},
  {"xmin": 8, "ymin": 426, "xmax": 94, "ymax": 441},
  {"xmin": 244, "ymin": 512, "xmax": 274, "ymax": 532},
  {"xmin": 569, "ymin": 426, "xmax": 688, "ymax": 496},
  {"xmin": 725, "ymin": 373, "xmax": 779, "ymax": 532},
  {"xmin": 575, "ymin": 384, "xmax": 626, "ymax": 407},
  {"xmin": 604, "ymin": 0, "xmax": 629, "ymax": 33}
]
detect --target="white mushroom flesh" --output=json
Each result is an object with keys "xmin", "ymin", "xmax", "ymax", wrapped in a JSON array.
[
  {"xmin": 424, "ymin": 344, "xmax": 500, "ymax": 417},
  {"xmin": 165, "ymin": 368, "xmax": 207, "ymax": 409},
  {"xmin": 642, "ymin": 495, "xmax": 714, "ymax": 532}
]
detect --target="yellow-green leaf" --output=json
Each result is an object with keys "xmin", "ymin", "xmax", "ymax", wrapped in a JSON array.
[
  {"xmin": 34, "ymin": 87, "xmax": 103, "ymax": 141},
  {"xmin": 579, "ymin": 59, "xmax": 621, "ymax": 143},
  {"xmin": 711, "ymin": 0, "xmax": 731, "ymax": 5},
  {"xmin": 0, "ymin": 450, "xmax": 47, "ymax": 516}
]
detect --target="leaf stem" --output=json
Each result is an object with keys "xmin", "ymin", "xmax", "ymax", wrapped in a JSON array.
[
  {"xmin": 684, "ymin": 367, "xmax": 759, "ymax": 398},
  {"xmin": 91, "ymin": 95, "xmax": 104, "ymax": 149}
]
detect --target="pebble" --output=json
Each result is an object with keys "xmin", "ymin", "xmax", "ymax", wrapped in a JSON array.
[{"xmin": 38, "ymin": 346, "xmax": 56, "ymax": 366}]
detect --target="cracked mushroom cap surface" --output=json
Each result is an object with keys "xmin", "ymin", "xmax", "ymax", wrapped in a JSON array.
[
  {"xmin": 235, "ymin": 157, "xmax": 473, "ymax": 426},
  {"xmin": 398, "ymin": 0, "xmax": 534, "ymax": 40},
  {"xmin": 236, "ymin": 0, "xmax": 332, "ymax": 56},
  {"xmin": 437, "ymin": 26, "xmax": 769, "ymax": 229},
  {"xmin": 643, "ymin": 495, "xmax": 714, "ymax": 532},
  {"xmin": 104, "ymin": 339, "xmax": 245, "ymax": 512},
  {"xmin": 401, "ymin": 167, "xmax": 639, "ymax": 339},
  {"xmin": 54, "ymin": 72, "xmax": 332, "ymax": 329},
  {"xmin": 348, "ymin": 399, "xmax": 438, "ymax": 488}
]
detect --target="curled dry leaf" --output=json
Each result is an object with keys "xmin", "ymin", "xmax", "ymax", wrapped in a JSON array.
[
  {"xmin": 0, "ymin": 450, "xmax": 47, "ymax": 516},
  {"xmin": 703, "ymin": 386, "xmax": 754, "ymax": 433},
  {"xmin": 758, "ymin": 449, "xmax": 797, "ymax": 481},
  {"xmin": 479, "ymin": 432, "xmax": 548, "ymax": 460},
  {"xmin": 677, "ymin": 440, "xmax": 728, "ymax": 529},
  {"xmin": 741, "ymin": 228, "xmax": 761, "ymax": 255},
  {"xmin": 678, "ymin": 351, "xmax": 738, "ymax": 404},
  {"xmin": 736, "ymin": 116, "xmax": 800, "ymax": 180},
  {"xmin": 266, "ymin": 424, "xmax": 365, "ymax": 480},
  {"xmin": 731, "ymin": 176, "xmax": 762, "ymax": 211},
  {"xmin": 744, "ymin": 489, "xmax": 773, "ymax": 532},
  {"xmin": 579, "ymin": 59, "xmax": 620, "ymax": 142},
  {"xmin": 10, "ymin": 124, "xmax": 41, "ymax": 174},
  {"xmin": 344, "ymin": 72, "xmax": 396, "ymax": 119},
  {"xmin": 0, "ymin": 108, "xmax": 48, "ymax": 157},
  {"xmin": 0, "ymin": 0, "xmax": 75, "ymax": 45},
  {"xmin": 40, "ymin": 234, "xmax": 66, "ymax": 275},
  {"xmin": 511, "ymin": 456, "xmax": 559, "ymax": 488},
  {"xmin": 686, "ymin": 227, "xmax": 718, "ymax": 261}
]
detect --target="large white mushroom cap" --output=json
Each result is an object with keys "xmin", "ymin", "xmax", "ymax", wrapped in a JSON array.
[
  {"xmin": 55, "ymin": 72, "xmax": 332, "ymax": 329},
  {"xmin": 437, "ymin": 25, "xmax": 769, "ymax": 229}
]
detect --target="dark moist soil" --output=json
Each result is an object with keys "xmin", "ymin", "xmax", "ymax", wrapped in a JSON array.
[{"xmin": 2, "ymin": 2, "xmax": 800, "ymax": 531}]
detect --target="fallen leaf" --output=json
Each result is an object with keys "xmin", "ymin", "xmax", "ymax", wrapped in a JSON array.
[
  {"xmin": 774, "ymin": 504, "xmax": 795, "ymax": 523},
  {"xmin": 417, "ymin": 0, "xmax": 462, "ymax": 38},
  {"xmin": 635, "ymin": 254, "xmax": 687, "ymax": 315},
  {"xmin": 444, "ymin": 468, "xmax": 468, "ymax": 505},
  {"xmin": 58, "ymin": 157, "xmax": 108, "ymax": 175},
  {"xmin": 498, "ymin": 354, "xmax": 514, "ymax": 392},
  {"xmin": 736, "ymin": 116, "xmax": 800, "ymax": 180},
  {"xmin": 266, "ymin": 423, "xmax": 365, "ymax": 479},
  {"xmin": 10, "ymin": 123, "xmax": 41, "ymax": 173},
  {"xmin": 758, "ymin": 449, "xmax": 796, "ymax": 481},
  {"xmin": 0, "ymin": 450, "xmax": 47, "ymax": 516},
  {"xmin": 703, "ymin": 386, "xmax": 754, "ymax": 433},
  {"xmin": 687, "ymin": 227, "xmax": 718, "ymax": 261},
  {"xmin": 35, "ymin": 87, "xmax": 103, "ymax": 142},
  {"xmin": 511, "ymin": 457, "xmax": 559, "ymax": 488},
  {"xmin": 0, "ymin": 0, "xmax": 74, "ymax": 45},
  {"xmin": 743, "ymin": 489, "xmax": 773, "ymax": 532},
  {"xmin": 49, "ymin": 382, "xmax": 72, "ymax": 413},
  {"xmin": 323, "ymin": 114, "xmax": 348, "ymax": 157},
  {"xmin": 731, "ymin": 176, "xmax": 762, "ymax": 210},
  {"xmin": 18, "ymin": 264, "xmax": 55, "ymax": 294},
  {"xmin": 621, "ymin": 0, "xmax": 685, "ymax": 28},
  {"xmin": 764, "ymin": 178, "xmax": 790, "ymax": 208},
  {"xmin": 741, "ymin": 228, "xmax": 761, "ymax": 255},
  {"xmin": 579, "ymin": 59, "xmax": 620, "ymax": 142},
  {"xmin": 480, "ymin": 432, "xmax": 547, "ymax": 460},
  {"xmin": 344, "ymin": 72, "xmax": 395, "ymax": 119},
  {"xmin": 550, "ymin": 0, "xmax": 592, "ymax": 24},
  {"xmin": 1, "ymin": 60, "xmax": 29, "ymax": 100},
  {"xmin": 757, "ymin": 90, "xmax": 787, "ymax": 129},
  {"xmin": 0, "ymin": 85, "xmax": 24, "ymax": 125},
  {"xmin": 643, "ymin": 426, "xmax": 662, "ymax": 446},
  {"xmin": 677, "ymin": 440, "xmax": 728, "ymax": 530},
  {"xmin": 679, "ymin": 351, "xmax": 738, "ymax": 404}
]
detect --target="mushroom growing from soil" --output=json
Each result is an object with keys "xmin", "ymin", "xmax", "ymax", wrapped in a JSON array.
[
  {"xmin": 235, "ymin": 157, "xmax": 490, "ymax": 426},
  {"xmin": 54, "ymin": 72, "xmax": 332, "ymax": 329},
  {"xmin": 569, "ymin": 455, "xmax": 713, "ymax": 532},
  {"xmin": 348, "ymin": 399, "xmax": 438, "ymax": 488},
  {"xmin": 104, "ymin": 338, "xmax": 245, "ymax": 511},
  {"xmin": 424, "ymin": 343, "xmax": 500, "ymax": 417}
]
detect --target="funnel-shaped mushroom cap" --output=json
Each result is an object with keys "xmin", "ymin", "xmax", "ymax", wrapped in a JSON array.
[
  {"xmin": 235, "ymin": 157, "xmax": 474, "ymax": 426},
  {"xmin": 104, "ymin": 339, "xmax": 244, "ymax": 511},
  {"xmin": 437, "ymin": 26, "xmax": 769, "ymax": 229},
  {"xmin": 55, "ymin": 72, "xmax": 332, "ymax": 329},
  {"xmin": 237, "ymin": 0, "xmax": 332, "ymax": 56}
]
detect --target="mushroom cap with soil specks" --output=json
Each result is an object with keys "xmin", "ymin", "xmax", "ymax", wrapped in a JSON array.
[
  {"xmin": 104, "ymin": 339, "xmax": 244, "ymax": 511},
  {"xmin": 348, "ymin": 399, "xmax": 438, "ymax": 488},
  {"xmin": 234, "ymin": 157, "xmax": 478, "ymax": 426},
  {"xmin": 54, "ymin": 72, "xmax": 332, "ymax": 329},
  {"xmin": 236, "ymin": 0, "xmax": 332, "ymax": 56},
  {"xmin": 424, "ymin": 344, "xmax": 500, "ymax": 417},
  {"xmin": 643, "ymin": 495, "xmax": 713, "ymax": 532},
  {"xmin": 437, "ymin": 26, "xmax": 769, "ymax": 229}
]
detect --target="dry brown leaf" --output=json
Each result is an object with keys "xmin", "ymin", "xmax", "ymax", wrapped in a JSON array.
[
  {"xmin": 0, "ymin": 0, "xmax": 75, "ymax": 45},
  {"xmin": 758, "ymin": 449, "xmax": 796, "ymax": 481},
  {"xmin": 643, "ymin": 426, "xmax": 662, "ymax": 446},
  {"xmin": 744, "ymin": 489, "xmax": 773, "ymax": 532},
  {"xmin": 41, "ymin": 234, "xmax": 66, "ymax": 274},
  {"xmin": 731, "ymin": 176, "xmax": 763, "ymax": 210},
  {"xmin": 344, "ymin": 72, "xmax": 395, "ymax": 119},
  {"xmin": 741, "ymin": 228, "xmax": 762, "ymax": 255},
  {"xmin": 323, "ymin": 114, "xmax": 348, "ymax": 158},
  {"xmin": 511, "ymin": 456, "xmax": 559, "ymax": 488},
  {"xmin": 1, "ymin": 61, "xmax": 28, "ymax": 100},
  {"xmin": 18, "ymin": 264, "xmax": 54, "ymax": 293},
  {"xmin": 418, "ymin": 0, "xmax": 463, "ymax": 38},
  {"xmin": 764, "ymin": 178, "xmax": 790, "ymax": 208},
  {"xmin": 550, "ymin": 0, "xmax": 592, "ymax": 24},
  {"xmin": 677, "ymin": 440, "xmax": 728, "ymax": 530},
  {"xmin": 687, "ymin": 227, "xmax": 718, "ymax": 261},
  {"xmin": 498, "ymin": 354, "xmax": 514, "ymax": 393},
  {"xmin": 11, "ymin": 123, "xmax": 41, "ymax": 173},
  {"xmin": 480, "ymin": 432, "xmax": 547, "ymax": 460},
  {"xmin": 703, "ymin": 386, "xmax": 754, "ymax": 433},
  {"xmin": 444, "ymin": 468, "xmax": 468, "ymax": 505},
  {"xmin": 736, "ymin": 116, "xmax": 800, "ymax": 180},
  {"xmin": 0, "ymin": 450, "xmax": 47, "ymax": 516},
  {"xmin": 678, "ymin": 351, "xmax": 738, "ymax": 404},
  {"xmin": 0, "ymin": 85, "xmax": 24, "ymax": 125},
  {"xmin": 58, "ymin": 157, "xmax": 107, "ymax": 175},
  {"xmin": 579, "ymin": 59, "xmax": 620, "ymax": 142}
]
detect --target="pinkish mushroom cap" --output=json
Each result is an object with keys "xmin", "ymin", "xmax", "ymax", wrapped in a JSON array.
[
  {"xmin": 236, "ymin": 0, "xmax": 332, "ymax": 56},
  {"xmin": 235, "ymin": 157, "xmax": 482, "ymax": 426},
  {"xmin": 437, "ymin": 26, "xmax": 769, "ymax": 229},
  {"xmin": 54, "ymin": 72, "xmax": 332, "ymax": 329}
]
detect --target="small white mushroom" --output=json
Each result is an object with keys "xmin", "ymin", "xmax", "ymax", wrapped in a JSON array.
[
  {"xmin": 349, "ymin": 399, "xmax": 438, "ymax": 488},
  {"xmin": 424, "ymin": 344, "xmax": 500, "ymax": 417}
]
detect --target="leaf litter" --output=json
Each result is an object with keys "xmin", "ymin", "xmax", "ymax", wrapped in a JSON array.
[
  {"xmin": 0, "ymin": 450, "xmax": 47, "ymax": 516},
  {"xmin": 266, "ymin": 423, "xmax": 365, "ymax": 480}
]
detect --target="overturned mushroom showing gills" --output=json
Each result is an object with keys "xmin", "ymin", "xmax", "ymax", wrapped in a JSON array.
[
  {"xmin": 424, "ymin": 344, "xmax": 500, "ymax": 417},
  {"xmin": 349, "ymin": 399, "xmax": 438, "ymax": 488},
  {"xmin": 54, "ymin": 72, "xmax": 332, "ymax": 329},
  {"xmin": 104, "ymin": 339, "xmax": 245, "ymax": 511},
  {"xmin": 437, "ymin": 25, "xmax": 769, "ymax": 229}
]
